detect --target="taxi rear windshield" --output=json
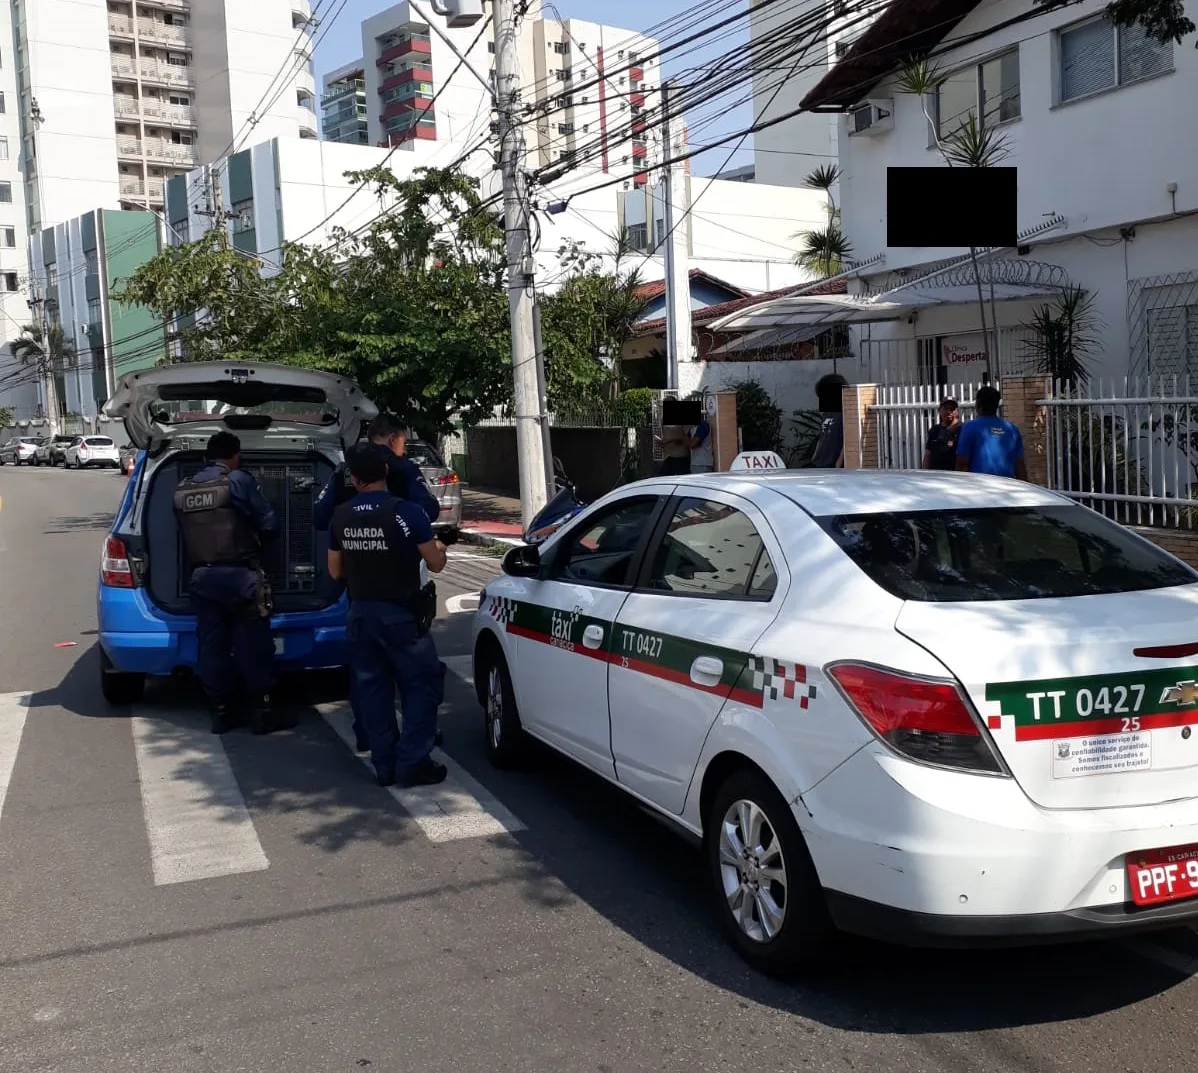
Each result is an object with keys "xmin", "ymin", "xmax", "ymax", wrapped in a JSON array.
[{"xmin": 817, "ymin": 505, "xmax": 1198, "ymax": 602}]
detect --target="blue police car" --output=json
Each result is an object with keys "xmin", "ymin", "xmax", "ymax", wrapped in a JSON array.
[{"xmin": 97, "ymin": 361, "xmax": 378, "ymax": 704}]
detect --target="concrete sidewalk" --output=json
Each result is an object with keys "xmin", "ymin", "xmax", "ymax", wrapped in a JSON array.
[{"xmin": 460, "ymin": 487, "xmax": 524, "ymax": 547}]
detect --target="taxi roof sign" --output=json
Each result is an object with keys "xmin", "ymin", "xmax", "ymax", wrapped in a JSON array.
[{"xmin": 729, "ymin": 450, "xmax": 786, "ymax": 472}]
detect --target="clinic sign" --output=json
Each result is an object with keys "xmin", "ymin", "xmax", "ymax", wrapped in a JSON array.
[
  {"xmin": 730, "ymin": 451, "xmax": 786, "ymax": 472},
  {"xmin": 941, "ymin": 335, "xmax": 988, "ymax": 368}
]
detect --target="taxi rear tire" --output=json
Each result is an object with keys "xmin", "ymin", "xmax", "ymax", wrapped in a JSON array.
[
  {"xmin": 706, "ymin": 768, "xmax": 835, "ymax": 977},
  {"xmin": 477, "ymin": 644, "xmax": 527, "ymax": 769},
  {"xmin": 100, "ymin": 650, "xmax": 146, "ymax": 706}
]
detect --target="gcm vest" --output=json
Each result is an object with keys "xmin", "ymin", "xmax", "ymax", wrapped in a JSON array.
[
  {"xmin": 331, "ymin": 497, "xmax": 420, "ymax": 604},
  {"xmin": 173, "ymin": 473, "xmax": 261, "ymax": 566}
]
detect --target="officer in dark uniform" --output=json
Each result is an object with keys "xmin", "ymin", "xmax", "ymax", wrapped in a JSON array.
[
  {"xmin": 328, "ymin": 444, "xmax": 449, "ymax": 788},
  {"xmin": 315, "ymin": 412, "xmax": 447, "ymax": 751},
  {"xmin": 173, "ymin": 431, "xmax": 288, "ymax": 735}
]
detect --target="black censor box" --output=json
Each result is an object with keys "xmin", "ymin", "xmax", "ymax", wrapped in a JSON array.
[{"xmin": 886, "ymin": 167, "xmax": 1018, "ymax": 249}]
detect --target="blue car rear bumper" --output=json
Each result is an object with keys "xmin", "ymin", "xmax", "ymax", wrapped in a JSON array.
[{"xmin": 98, "ymin": 583, "xmax": 349, "ymax": 676}]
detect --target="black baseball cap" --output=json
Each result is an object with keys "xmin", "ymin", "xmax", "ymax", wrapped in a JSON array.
[{"xmin": 940, "ymin": 397, "xmax": 959, "ymax": 410}]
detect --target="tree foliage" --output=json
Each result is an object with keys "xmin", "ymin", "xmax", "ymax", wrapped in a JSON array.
[
  {"xmin": 1035, "ymin": 0, "xmax": 1195, "ymax": 44},
  {"xmin": 114, "ymin": 166, "xmax": 653, "ymax": 441}
]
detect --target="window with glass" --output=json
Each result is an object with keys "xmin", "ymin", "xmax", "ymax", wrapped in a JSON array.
[
  {"xmin": 935, "ymin": 48, "xmax": 1020, "ymax": 139},
  {"xmin": 1, "ymin": 228, "xmax": 13, "ymax": 248},
  {"xmin": 554, "ymin": 497, "xmax": 659, "ymax": 587},
  {"xmin": 817, "ymin": 505, "xmax": 1198, "ymax": 602},
  {"xmin": 1059, "ymin": 15, "xmax": 1173, "ymax": 102},
  {"xmin": 645, "ymin": 498, "xmax": 777, "ymax": 599},
  {"xmin": 0, "ymin": 182, "xmax": 12, "ymax": 204}
]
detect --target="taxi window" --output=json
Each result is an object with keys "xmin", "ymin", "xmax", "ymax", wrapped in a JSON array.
[
  {"xmin": 555, "ymin": 497, "xmax": 658, "ymax": 587},
  {"xmin": 645, "ymin": 497, "xmax": 775, "ymax": 599},
  {"xmin": 817, "ymin": 504, "xmax": 1198, "ymax": 602}
]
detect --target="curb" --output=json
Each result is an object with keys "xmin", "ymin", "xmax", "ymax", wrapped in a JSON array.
[{"xmin": 459, "ymin": 527, "xmax": 524, "ymax": 550}]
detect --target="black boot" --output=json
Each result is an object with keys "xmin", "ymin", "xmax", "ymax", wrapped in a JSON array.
[
  {"xmin": 210, "ymin": 699, "xmax": 234, "ymax": 735},
  {"xmin": 250, "ymin": 693, "xmax": 296, "ymax": 735},
  {"xmin": 398, "ymin": 758, "xmax": 448, "ymax": 788}
]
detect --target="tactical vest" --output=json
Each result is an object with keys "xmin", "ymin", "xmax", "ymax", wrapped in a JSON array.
[
  {"xmin": 331, "ymin": 496, "xmax": 421, "ymax": 605},
  {"xmin": 173, "ymin": 473, "xmax": 261, "ymax": 566}
]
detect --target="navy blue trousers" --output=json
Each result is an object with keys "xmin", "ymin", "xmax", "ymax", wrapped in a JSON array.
[
  {"xmin": 190, "ymin": 566, "xmax": 275, "ymax": 701},
  {"xmin": 347, "ymin": 601, "xmax": 444, "ymax": 778}
]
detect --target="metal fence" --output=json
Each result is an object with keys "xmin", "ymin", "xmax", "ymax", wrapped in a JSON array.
[
  {"xmin": 873, "ymin": 382, "xmax": 987, "ymax": 469},
  {"xmin": 1041, "ymin": 377, "xmax": 1198, "ymax": 529}
]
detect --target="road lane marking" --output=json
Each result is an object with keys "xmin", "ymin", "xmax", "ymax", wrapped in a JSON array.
[
  {"xmin": 442, "ymin": 654, "xmax": 474, "ymax": 683},
  {"xmin": 131, "ymin": 714, "xmax": 269, "ymax": 886},
  {"xmin": 321, "ymin": 703, "xmax": 525, "ymax": 842},
  {"xmin": 0, "ymin": 693, "xmax": 30, "ymax": 833}
]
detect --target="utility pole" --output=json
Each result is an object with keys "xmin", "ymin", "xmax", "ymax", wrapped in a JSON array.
[
  {"xmin": 531, "ymin": 298, "xmax": 555, "ymax": 494},
  {"xmin": 660, "ymin": 82, "xmax": 692, "ymax": 392},
  {"xmin": 493, "ymin": 0, "xmax": 549, "ymax": 528},
  {"xmin": 28, "ymin": 98, "xmax": 60, "ymax": 436}
]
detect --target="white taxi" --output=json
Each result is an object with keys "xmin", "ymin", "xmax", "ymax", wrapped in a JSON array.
[{"xmin": 471, "ymin": 470, "xmax": 1198, "ymax": 975}]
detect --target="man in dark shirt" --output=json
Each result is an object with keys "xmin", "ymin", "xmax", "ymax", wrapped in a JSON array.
[{"xmin": 922, "ymin": 398, "xmax": 961, "ymax": 470}]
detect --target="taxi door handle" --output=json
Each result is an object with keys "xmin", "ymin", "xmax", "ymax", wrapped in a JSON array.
[
  {"xmin": 582, "ymin": 624, "xmax": 604, "ymax": 649},
  {"xmin": 691, "ymin": 656, "xmax": 723, "ymax": 685}
]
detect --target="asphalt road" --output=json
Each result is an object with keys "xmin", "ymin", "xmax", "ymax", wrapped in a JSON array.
[{"xmin": 5, "ymin": 464, "xmax": 1198, "ymax": 1072}]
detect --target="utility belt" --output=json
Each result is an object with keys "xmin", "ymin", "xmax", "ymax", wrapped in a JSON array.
[{"xmin": 351, "ymin": 589, "xmax": 433, "ymax": 636}]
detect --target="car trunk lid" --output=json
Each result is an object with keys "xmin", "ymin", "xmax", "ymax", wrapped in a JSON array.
[
  {"xmin": 102, "ymin": 361, "xmax": 377, "ymax": 449},
  {"xmin": 896, "ymin": 585, "xmax": 1198, "ymax": 809}
]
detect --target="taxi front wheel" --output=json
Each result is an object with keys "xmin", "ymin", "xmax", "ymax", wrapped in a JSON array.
[
  {"xmin": 477, "ymin": 645, "xmax": 527, "ymax": 769},
  {"xmin": 706, "ymin": 768, "xmax": 836, "ymax": 977}
]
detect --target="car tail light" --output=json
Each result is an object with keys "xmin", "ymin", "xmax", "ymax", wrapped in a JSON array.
[
  {"xmin": 435, "ymin": 472, "xmax": 460, "ymax": 486},
  {"xmin": 827, "ymin": 662, "xmax": 1004, "ymax": 774},
  {"xmin": 101, "ymin": 536, "xmax": 135, "ymax": 588}
]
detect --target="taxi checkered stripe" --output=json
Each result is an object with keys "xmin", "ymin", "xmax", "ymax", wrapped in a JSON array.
[
  {"xmin": 750, "ymin": 656, "xmax": 817, "ymax": 709},
  {"xmin": 488, "ymin": 595, "xmax": 518, "ymax": 627}
]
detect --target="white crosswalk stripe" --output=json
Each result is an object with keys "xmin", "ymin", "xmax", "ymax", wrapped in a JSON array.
[
  {"xmin": 131, "ymin": 713, "xmax": 270, "ymax": 886},
  {"xmin": 320, "ymin": 703, "xmax": 525, "ymax": 842},
  {"xmin": 0, "ymin": 692, "xmax": 30, "ymax": 834}
]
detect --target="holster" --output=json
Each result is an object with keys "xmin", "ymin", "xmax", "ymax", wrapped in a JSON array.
[
  {"xmin": 252, "ymin": 569, "xmax": 274, "ymax": 620},
  {"xmin": 415, "ymin": 582, "xmax": 436, "ymax": 637}
]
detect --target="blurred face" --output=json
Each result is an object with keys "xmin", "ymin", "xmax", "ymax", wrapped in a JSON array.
[
  {"xmin": 940, "ymin": 405, "xmax": 958, "ymax": 426},
  {"xmin": 372, "ymin": 431, "xmax": 406, "ymax": 456}
]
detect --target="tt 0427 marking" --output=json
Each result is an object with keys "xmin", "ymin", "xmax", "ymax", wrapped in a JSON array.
[
  {"xmin": 620, "ymin": 628, "xmax": 663, "ymax": 661},
  {"xmin": 987, "ymin": 667, "xmax": 1198, "ymax": 741}
]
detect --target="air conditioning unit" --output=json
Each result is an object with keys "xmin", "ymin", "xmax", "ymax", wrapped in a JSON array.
[{"xmin": 846, "ymin": 98, "xmax": 893, "ymax": 137}]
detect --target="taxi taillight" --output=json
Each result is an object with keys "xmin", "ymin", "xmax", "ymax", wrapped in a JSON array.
[
  {"xmin": 435, "ymin": 472, "xmax": 460, "ymax": 486},
  {"xmin": 101, "ymin": 536, "xmax": 135, "ymax": 588},
  {"xmin": 827, "ymin": 662, "xmax": 1004, "ymax": 775}
]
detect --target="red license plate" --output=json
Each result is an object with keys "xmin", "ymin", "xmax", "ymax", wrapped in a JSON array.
[{"xmin": 1127, "ymin": 843, "xmax": 1198, "ymax": 906}]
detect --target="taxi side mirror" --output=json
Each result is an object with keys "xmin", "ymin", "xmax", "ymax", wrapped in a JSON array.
[{"xmin": 502, "ymin": 544, "xmax": 541, "ymax": 578}]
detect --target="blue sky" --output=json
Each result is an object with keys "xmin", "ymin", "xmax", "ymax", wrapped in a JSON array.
[{"xmin": 313, "ymin": 0, "xmax": 754, "ymax": 175}]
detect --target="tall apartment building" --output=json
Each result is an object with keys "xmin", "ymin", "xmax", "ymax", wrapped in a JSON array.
[
  {"xmin": 11, "ymin": 0, "xmax": 319, "ymax": 228},
  {"xmin": 320, "ymin": 5, "xmax": 658, "ymax": 183}
]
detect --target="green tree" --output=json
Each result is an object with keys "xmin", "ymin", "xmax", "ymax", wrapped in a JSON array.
[
  {"xmin": 0, "ymin": 406, "xmax": 12, "ymax": 429},
  {"xmin": 537, "ymin": 233, "xmax": 648, "ymax": 408},
  {"xmin": 794, "ymin": 164, "xmax": 851, "ymax": 278},
  {"xmin": 11, "ymin": 321, "xmax": 76, "ymax": 370}
]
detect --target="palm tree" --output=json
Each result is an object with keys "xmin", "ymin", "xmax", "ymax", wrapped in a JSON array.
[
  {"xmin": 795, "ymin": 224, "xmax": 853, "ymax": 278},
  {"xmin": 11, "ymin": 323, "xmax": 76, "ymax": 418},
  {"xmin": 803, "ymin": 163, "xmax": 843, "ymax": 225}
]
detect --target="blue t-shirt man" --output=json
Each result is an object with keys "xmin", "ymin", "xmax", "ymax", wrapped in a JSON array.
[{"xmin": 956, "ymin": 386, "xmax": 1028, "ymax": 479}]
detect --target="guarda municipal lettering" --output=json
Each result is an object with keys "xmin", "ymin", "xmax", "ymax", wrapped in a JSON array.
[
  {"xmin": 183, "ymin": 491, "xmax": 216, "ymax": 511},
  {"xmin": 340, "ymin": 526, "xmax": 388, "ymax": 551}
]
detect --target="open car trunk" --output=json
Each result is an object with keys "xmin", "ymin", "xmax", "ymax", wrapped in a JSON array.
[{"xmin": 138, "ymin": 445, "xmax": 341, "ymax": 616}]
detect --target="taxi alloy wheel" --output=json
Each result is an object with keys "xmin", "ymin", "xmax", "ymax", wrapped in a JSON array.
[
  {"xmin": 706, "ymin": 769, "xmax": 835, "ymax": 976},
  {"xmin": 479, "ymin": 646, "xmax": 527, "ymax": 769}
]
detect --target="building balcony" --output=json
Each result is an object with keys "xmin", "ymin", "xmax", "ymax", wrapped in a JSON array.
[
  {"xmin": 633, "ymin": 170, "xmax": 648, "ymax": 186},
  {"xmin": 377, "ymin": 38, "xmax": 432, "ymax": 66},
  {"xmin": 381, "ymin": 97, "xmax": 433, "ymax": 122},
  {"xmin": 120, "ymin": 177, "xmax": 165, "ymax": 200},
  {"xmin": 379, "ymin": 67, "xmax": 432, "ymax": 93},
  {"xmin": 630, "ymin": 92, "xmax": 645, "ymax": 107},
  {"xmin": 141, "ymin": 0, "xmax": 189, "ymax": 11},
  {"xmin": 113, "ymin": 97, "xmax": 141, "ymax": 118},
  {"xmin": 298, "ymin": 105, "xmax": 319, "ymax": 138},
  {"xmin": 141, "ymin": 101, "xmax": 196, "ymax": 127},
  {"xmin": 291, "ymin": 0, "xmax": 311, "ymax": 16},
  {"xmin": 137, "ymin": 19, "xmax": 190, "ymax": 47},
  {"xmin": 321, "ymin": 80, "xmax": 365, "ymax": 106},
  {"xmin": 144, "ymin": 141, "xmax": 198, "ymax": 166},
  {"xmin": 108, "ymin": 14, "xmax": 135, "ymax": 39},
  {"xmin": 632, "ymin": 142, "xmax": 647, "ymax": 159},
  {"xmin": 116, "ymin": 135, "xmax": 143, "ymax": 158},
  {"xmin": 139, "ymin": 61, "xmax": 194, "ymax": 88},
  {"xmin": 295, "ymin": 68, "xmax": 316, "ymax": 98},
  {"xmin": 629, "ymin": 66, "xmax": 644, "ymax": 81}
]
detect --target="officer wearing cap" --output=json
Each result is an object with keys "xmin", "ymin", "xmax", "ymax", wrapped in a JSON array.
[
  {"xmin": 314, "ymin": 413, "xmax": 451, "ymax": 751},
  {"xmin": 173, "ymin": 431, "xmax": 289, "ymax": 735},
  {"xmin": 328, "ymin": 443, "xmax": 449, "ymax": 787}
]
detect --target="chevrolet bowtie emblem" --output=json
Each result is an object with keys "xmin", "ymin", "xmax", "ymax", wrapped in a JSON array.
[{"xmin": 1160, "ymin": 680, "xmax": 1198, "ymax": 706}]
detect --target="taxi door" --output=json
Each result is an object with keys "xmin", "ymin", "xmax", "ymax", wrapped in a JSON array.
[
  {"xmin": 608, "ymin": 490, "xmax": 786, "ymax": 813},
  {"xmin": 512, "ymin": 493, "xmax": 667, "ymax": 775}
]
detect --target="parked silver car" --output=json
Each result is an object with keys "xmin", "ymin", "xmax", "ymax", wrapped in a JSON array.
[
  {"xmin": 407, "ymin": 439, "xmax": 462, "ymax": 527},
  {"xmin": 35, "ymin": 434, "xmax": 77, "ymax": 466},
  {"xmin": 0, "ymin": 436, "xmax": 43, "ymax": 465}
]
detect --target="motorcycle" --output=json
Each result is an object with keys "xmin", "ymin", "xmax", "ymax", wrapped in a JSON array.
[{"xmin": 524, "ymin": 457, "xmax": 588, "ymax": 546}]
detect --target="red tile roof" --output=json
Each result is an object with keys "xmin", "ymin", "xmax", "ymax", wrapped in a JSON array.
[
  {"xmin": 633, "ymin": 277, "xmax": 848, "ymax": 336},
  {"xmin": 632, "ymin": 268, "xmax": 749, "ymax": 303}
]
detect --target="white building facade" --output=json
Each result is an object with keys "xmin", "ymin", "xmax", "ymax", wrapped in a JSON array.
[{"xmin": 801, "ymin": 0, "xmax": 1198, "ymax": 384}]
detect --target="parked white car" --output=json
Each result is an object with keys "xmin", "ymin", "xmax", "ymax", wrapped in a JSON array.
[
  {"xmin": 0, "ymin": 436, "xmax": 42, "ymax": 465},
  {"xmin": 472, "ymin": 469, "xmax": 1198, "ymax": 975},
  {"xmin": 65, "ymin": 435, "xmax": 121, "ymax": 469}
]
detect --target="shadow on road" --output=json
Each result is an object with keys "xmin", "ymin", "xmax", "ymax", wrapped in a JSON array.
[{"xmin": 41, "ymin": 511, "xmax": 114, "ymax": 535}]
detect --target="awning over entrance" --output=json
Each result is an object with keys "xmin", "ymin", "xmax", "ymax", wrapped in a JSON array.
[
  {"xmin": 707, "ymin": 276, "xmax": 1064, "ymax": 333},
  {"xmin": 706, "ymin": 324, "xmax": 829, "ymax": 358}
]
